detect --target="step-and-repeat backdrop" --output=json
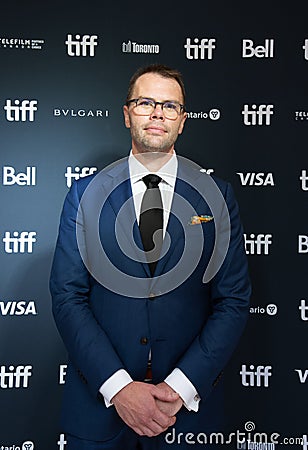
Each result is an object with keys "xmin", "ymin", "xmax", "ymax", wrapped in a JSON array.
[{"xmin": 0, "ymin": 2, "xmax": 307, "ymax": 449}]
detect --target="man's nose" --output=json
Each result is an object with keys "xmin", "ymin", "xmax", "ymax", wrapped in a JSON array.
[{"xmin": 150, "ymin": 103, "xmax": 165, "ymax": 120}]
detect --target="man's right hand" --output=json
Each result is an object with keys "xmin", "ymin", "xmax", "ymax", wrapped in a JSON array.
[{"xmin": 111, "ymin": 381, "xmax": 178, "ymax": 437}]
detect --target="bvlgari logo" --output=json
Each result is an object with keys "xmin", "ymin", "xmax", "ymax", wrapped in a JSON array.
[{"xmin": 53, "ymin": 108, "xmax": 109, "ymax": 118}]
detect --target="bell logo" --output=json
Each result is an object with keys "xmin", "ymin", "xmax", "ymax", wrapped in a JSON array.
[
  {"xmin": 2, "ymin": 166, "xmax": 36, "ymax": 186},
  {"xmin": 242, "ymin": 39, "xmax": 274, "ymax": 58},
  {"xmin": 298, "ymin": 236, "xmax": 308, "ymax": 253}
]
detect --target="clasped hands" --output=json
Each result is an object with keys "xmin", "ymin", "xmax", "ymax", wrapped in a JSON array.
[{"xmin": 112, "ymin": 381, "xmax": 183, "ymax": 437}]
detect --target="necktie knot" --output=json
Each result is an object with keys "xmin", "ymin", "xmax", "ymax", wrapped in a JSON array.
[{"xmin": 143, "ymin": 174, "xmax": 161, "ymax": 189}]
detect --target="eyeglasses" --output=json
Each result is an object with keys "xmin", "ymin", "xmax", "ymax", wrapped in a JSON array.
[{"xmin": 126, "ymin": 97, "xmax": 185, "ymax": 120}]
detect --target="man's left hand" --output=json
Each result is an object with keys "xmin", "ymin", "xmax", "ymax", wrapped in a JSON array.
[{"xmin": 155, "ymin": 382, "xmax": 183, "ymax": 416}]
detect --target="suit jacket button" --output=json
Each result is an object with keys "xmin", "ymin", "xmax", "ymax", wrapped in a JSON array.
[{"xmin": 140, "ymin": 337, "xmax": 148, "ymax": 345}]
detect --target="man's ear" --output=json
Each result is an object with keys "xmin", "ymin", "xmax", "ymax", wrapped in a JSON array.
[
  {"xmin": 123, "ymin": 105, "xmax": 131, "ymax": 129},
  {"xmin": 178, "ymin": 111, "xmax": 187, "ymax": 135}
]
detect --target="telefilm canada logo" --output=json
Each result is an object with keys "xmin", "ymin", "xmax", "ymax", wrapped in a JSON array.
[
  {"xmin": 294, "ymin": 110, "xmax": 308, "ymax": 121},
  {"xmin": 122, "ymin": 40, "xmax": 160, "ymax": 54},
  {"xmin": 186, "ymin": 109, "xmax": 220, "ymax": 120},
  {"xmin": 0, "ymin": 36, "xmax": 44, "ymax": 50}
]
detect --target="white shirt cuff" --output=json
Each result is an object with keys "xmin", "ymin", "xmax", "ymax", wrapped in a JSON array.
[
  {"xmin": 99, "ymin": 369, "xmax": 133, "ymax": 408},
  {"xmin": 164, "ymin": 368, "xmax": 201, "ymax": 412}
]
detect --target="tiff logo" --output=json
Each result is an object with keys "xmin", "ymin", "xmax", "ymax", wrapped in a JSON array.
[
  {"xmin": 65, "ymin": 166, "xmax": 97, "ymax": 188},
  {"xmin": 242, "ymin": 104, "xmax": 274, "ymax": 126},
  {"xmin": 244, "ymin": 234, "xmax": 272, "ymax": 255},
  {"xmin": 2, "ymin": 231, "xmax": 37, "ymax": 253},
  {"xmin": 66, "ymin": 34, "xmax": 98, "ymax": 56},
  {"xmin": 184, "ymin": 38, "xmax": 216, "ymax": 60},
  {"xmin": 0, "ymin": 365, "xmax": 32, "ymax": 388},
  {"xmin": 2, "ymin": 166, "xmax": 36, "ymax": 186},
  {"xmin": 240, "ymin": 364, "xmax": 272, "ymax": 387},
  {"xmin": 303, "ymin": 39, "xmax": 308, "ymax": 60},
  {"xmin": 298, "ymin": 235, "xmax": 308, "ymax": 253},
  {"xmin": 242, "ymin": 39, "xmax": 274, "ymax": 58},
  {"xmin": 58, "ymin": 434, "xmax": 67, "ymax": 450},
  {"xmin": 4, "ymin": 99, "xmax": 38, "ymax": 122},
  {"xmin": 299, "ymin": 299, "xmax": 308, "ymax": 321},
  {"xmin": 294, "ymin": 369, "xmax": 308, "ymax": 383},
  {"xmin": 59, "ymin": 364, "xmax": 67, "ymax": 384},
  {"xmin": 300, "ymin": 170, "xmax": 308, "ymax": 191}
]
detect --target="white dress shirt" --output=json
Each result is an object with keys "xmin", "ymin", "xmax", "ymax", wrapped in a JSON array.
[{"xmin": 99, "ymin": 151, "xmax": 200, "ymax": 412}]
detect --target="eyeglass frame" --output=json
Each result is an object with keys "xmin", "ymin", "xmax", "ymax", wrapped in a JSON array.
[{"xmin": 126, "ymin": 97, "xmax": 185, "ymax": 119}]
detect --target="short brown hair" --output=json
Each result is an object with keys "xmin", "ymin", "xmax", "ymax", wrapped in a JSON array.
[{"xmin": 126, "ymin": 64, "xmax": 186, "ymax": 105}]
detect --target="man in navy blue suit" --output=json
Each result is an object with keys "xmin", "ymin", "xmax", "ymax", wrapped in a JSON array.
[{"xmin": 50, "ymin": 64, "xmax": 251, "ymax": 449}]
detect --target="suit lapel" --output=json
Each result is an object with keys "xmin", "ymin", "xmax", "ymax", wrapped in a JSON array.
[
  {"xmin": 153, "ymin": 161, "xmax": 205, "ymax": 277},
  {"xmin": 101, "ymin": 159, "xmax": 151, "ymax": 277}
]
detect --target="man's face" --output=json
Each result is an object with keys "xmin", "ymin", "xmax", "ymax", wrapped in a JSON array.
[{"xmin": 123, "ymin": 73, "xmax": 187, "ymax": 155}]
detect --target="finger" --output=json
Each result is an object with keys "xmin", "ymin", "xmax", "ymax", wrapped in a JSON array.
[
  {"xmin": 152, "ymin": 409, "xmax": 176, "ymax": 429},
  {"xmin": 152, "ymin": 386, "xmax": 179, "ymax": 402},
  {"xmin": 135, "ymin": 422, "xmax": 164, "ymax": 437}
]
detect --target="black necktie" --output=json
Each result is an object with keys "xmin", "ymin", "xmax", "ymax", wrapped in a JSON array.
[{"xmin": 139, "ymin": 174, "xmax": 163, "ymax": 276}]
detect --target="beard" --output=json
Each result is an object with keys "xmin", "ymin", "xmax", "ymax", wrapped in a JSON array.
[{"xmin": 129, "ymin": 122, "xmax": 179, "ymax": 154}]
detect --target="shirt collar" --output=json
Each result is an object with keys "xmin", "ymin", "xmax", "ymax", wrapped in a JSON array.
[{"xmin": 128, "ymin": 150, "xmax": 178, "ymax": 188}]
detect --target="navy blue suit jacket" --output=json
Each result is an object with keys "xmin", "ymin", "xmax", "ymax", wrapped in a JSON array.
[{"xmin": 50, "ymin": 157, "xmax": 250, "ymax": 441}]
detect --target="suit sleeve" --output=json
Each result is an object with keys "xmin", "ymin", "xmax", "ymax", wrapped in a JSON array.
[
  {"xmin": 49, "ymin": 180, "xmax": 125, "ymax": 399},
  {"xmin": 176, "ymin": 182, "xmax": 251, "ymax": 400}
]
